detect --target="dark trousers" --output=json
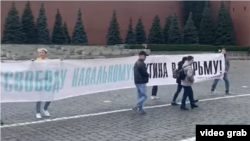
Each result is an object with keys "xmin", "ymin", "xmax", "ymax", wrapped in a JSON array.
[
  {"xmin": 172, "ymin": 83, "xmax": 182, "ymax": 102},
  {"xmin": 36, "ymin": 101, "xmax": 51, "ymax": 113},
  {"xmin": 151, "ymin": 85, "xmax": 158, "ymax": 96},
  {"xmin": 181, "ymin": 86, "xmax": 195, "ymax": 108}
]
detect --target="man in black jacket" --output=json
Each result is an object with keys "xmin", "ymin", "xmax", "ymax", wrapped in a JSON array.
[
  {"xmin": 171, "ymin": 57, "xmax": 187, "ymax": 105},
  {"xmin": 132, "ymin": 51, "xmax": 149, "ymax": 115}
]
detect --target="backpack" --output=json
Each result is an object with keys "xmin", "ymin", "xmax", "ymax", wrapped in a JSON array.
[{"xmin": 172, "ymin": 69, "xmax": 179, "ymax": 79}]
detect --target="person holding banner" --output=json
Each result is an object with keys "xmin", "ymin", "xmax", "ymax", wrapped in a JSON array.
[
  {"xmin": 132, "ymin": 51, "xmax": 149, "ymax": 115},
  {"xmin": 180, "ymin": 56, "xmax": 198, "ymax": 110},
  {"xmin": 34, "ymin": 48, "xmax": 52, "ymax": 119},
  {"xmin": 211, "ymin": 48, "xmax": 231, "ymax": 94}
]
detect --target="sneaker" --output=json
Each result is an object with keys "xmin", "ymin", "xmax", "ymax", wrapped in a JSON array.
[
  {"xmin": 194, "ymin": 99, "xmax": 199, "ymax": 103},
  {"xmin": 191, "ymin": 104, "xmax": 199, "ymax": 109},
  {"xmin": 36, "ymin": 113, "xmax": 42, "ymax": 119},
  {"xmin": 225, "ymin": 92, "xmax": 233, "ymax": 95},
  {"xmin": 211, "ymin": 91, "xmax": 216, "ymax": 94},
  {"xmin": 171, "ymin": 102, "xmax": 179, "ymax": 106},
  {"xmin": 132, "ymin": 106, "xmax": 139, "ymax": 112},
  {"xmin": 180, "ymin": 107, "xmax": 189, "ymax": 110},
  {"xmin": 42, "ymin": 109, "xmax": 50, "ymax": 117},
  {"xmin": 139, "ymin": 111, "xmax": 147, "ymax": 115},
  {"xmin": 0, "ymin": 119, "xmax": 3, "ymax": 126},
  {"xmin": 151, "ymin": 96, "xmax": 160, "ymax": 100}
]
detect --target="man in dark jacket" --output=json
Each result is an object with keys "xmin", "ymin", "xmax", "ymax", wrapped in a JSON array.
[
  {"xmin": 171, "ymin": 57, "xmax": 187, "ymax": 105},
  {"xmin": 132, "ymin": 51, "xmax": 149, "ymax": 115}
]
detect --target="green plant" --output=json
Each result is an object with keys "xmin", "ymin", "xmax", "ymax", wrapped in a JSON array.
[
  {"xmin": 51, "ymin": 9, "xmax": 67, "ymax": 44},
  {"xmin": 214, "ymin": 2, "xmax": 236, "ymax": 46},
  {"xmin": 148, "ymin": 15, "xmax": 163, "ymax": 44},
  {"xmin": 135, "ymin": 17, "xmax": 146, "ymax": 44},
  {"xmin": 183, "ymin": 12, "xmax": 199, "ymax": 44},
  {"xmin": 71, "ymin": 8, "xmax": 88, "ymax": 44},
  {"xmin": 125, "ymin": 17, "xmax": 136, "ymax": 44},
  {"xmin": 1, "ymin": 2, "xmax": 23, "ymax": 44},
  {"xmin": 21, "ymin": 1, "xmax": 37, "ymax": 44},
  {"xmin": 36, "ymin": 3, "xmax": 50, "ymax": 44},
  {"xmin": 199, "ymin": 1, "xmax": 214, "ymax": 45},
  {"xmin": 106, "ymin": 10, "xmax": 122, "ymax": 45}
]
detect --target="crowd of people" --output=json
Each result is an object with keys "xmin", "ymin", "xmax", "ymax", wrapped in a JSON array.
[
  {"xmin": 0, "ymin": 48, "xmax": 231, "ymax": 125},
  {"xmin": 132, "ymin": 49, "xmax": 231, "ymax": 114}
]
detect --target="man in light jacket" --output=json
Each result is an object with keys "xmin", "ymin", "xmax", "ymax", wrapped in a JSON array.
[
  {"xmin": 180, "ymin": 56, "xmax": 198, "ymax": 110},
  {"xmin": 211, "ymin": 48, "xmax": 230, "ymax": 94}
]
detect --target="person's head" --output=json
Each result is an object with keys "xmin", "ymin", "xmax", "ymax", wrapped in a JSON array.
[
  {"xmin": 221, "ymin": 48, "xmax": 226, "ymax": 55},
  {"xmin": 182, "ymin": 57, "xmax": 187, "ymax": 62},
  {"xmin": 37, "ymin": 48, "xmax": 47, "ymax": 59},
  {"xmin": 138, "ymin": 51, "xmax": 148, "ymax": 61},
  {"xmin": 186, "ymin": 56, "xmax": 194, "ymax": 64}
]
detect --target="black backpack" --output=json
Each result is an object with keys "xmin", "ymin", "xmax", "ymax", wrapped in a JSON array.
[{"xmin": 172, "ymin": 69, "xmax": 179, "ymax": 79}]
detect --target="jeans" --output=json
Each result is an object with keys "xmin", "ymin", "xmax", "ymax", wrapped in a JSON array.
[
  {"xmin": 181, "ymin": 86, "xmax": 195, "ymax": 108},
  {"xmin": 36, "ymin": 101, "xmax": 51, "ymax": 113},
  {"xmin": 135, "ymin": 84, "xmax": 147, "ymax": 112},
  {"xmin": 172, "ymin": 83, "xmax": 182, "ymax": 102},
  {"xmin": 211, "ymin": 73, "xmax": 230, "ymax": 93},
  {"xmin": 151, "ymin": 85, "xmax": 158, "ymax": 96}
]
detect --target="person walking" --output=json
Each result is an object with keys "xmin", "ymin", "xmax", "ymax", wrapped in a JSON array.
[
  {"xmin": 34, "ymin": 48, "xmax": 52, "ymax": 119},
  {"xmin": 151, "ymin": 85, "xmax": 160, "ymax": 100},
  {"xmin": 132, "ymin": 51, "xmax": 149, "ymax": 115},
  {"xmin": 211, "ymin": 48, "xmax": 231, "ymax": 94},
  {"xmin": 171, "ymin": 57, "xmax": 187, "ymax": 105},
  {"xmin": 172, "ymin": 57, "xmax": 199, "ymax": 106},
  {"xmin": 180, "ymin": 56, "xmax": 198, "ymax": 110}
]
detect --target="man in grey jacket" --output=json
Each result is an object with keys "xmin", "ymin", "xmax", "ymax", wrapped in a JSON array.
[
  {"xmin": 180, "ymin": 56, "xmax": 198, "ymax": 110},
  {"xmin": 211, "ymin": 49, "xmax": 230, "ymax": 94}
]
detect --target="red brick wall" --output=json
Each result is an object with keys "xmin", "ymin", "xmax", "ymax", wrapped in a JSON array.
[{"xmin": 1, "ymin": 1, "xmax": 184, "ymax": 45}]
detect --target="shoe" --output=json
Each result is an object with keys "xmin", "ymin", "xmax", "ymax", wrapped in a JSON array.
[
  {"xmin": 194, "ymin": 100, "xmax": 199, "ymax": 103},
  {"xmin": 42, "ymin": 109, "xmax": 50, "ymax": 117},
  {"xmin": 225, "ymin": 92, "xmax": 232, "ymax": 95},
  {"xmin": 132, "ymin": 106, "xmax": 139, "ymax": 112},
  {"xmin": 180, "ymin": 107, "xmax": 189, "ymax": 110},
  {"xmin": 211, "ymin": 91, "xmax": 216, "ymax": 94},
  {"xmin": 151, "ymin": 96, "xmax": 160, "ymax": 100},
  {"xmin": 0, "ymin": 119, "xmax": 3, "ymax": 126},
  {"xmin": 171, "ymin": 102, "xmax": 179, "ymax": 106},
  {"xmin": 36, "ymin": 113, "xmax": 42, "ymax": 119},
  {"xmin": 139, "ymin": 111, "xmax": 147, "ymax": 115},
  {"xmin": 191, "ymin": 104, "xmax": 199, "ymax": 109}
]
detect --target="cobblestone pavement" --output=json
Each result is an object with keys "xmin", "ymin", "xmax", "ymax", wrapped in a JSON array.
[{"xmin": 1, "ymin": 60, "xmax": 250, "ymax": 141}]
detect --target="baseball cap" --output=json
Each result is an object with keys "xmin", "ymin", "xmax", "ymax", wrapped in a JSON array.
[{"xmin": 138, "ymin": 51, "xmax": 149, "ymax": 56}]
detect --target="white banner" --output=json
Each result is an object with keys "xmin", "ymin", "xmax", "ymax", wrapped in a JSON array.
[{"xmin": 0, "ymin": 54, "xmax": 225, "ymax": 103}]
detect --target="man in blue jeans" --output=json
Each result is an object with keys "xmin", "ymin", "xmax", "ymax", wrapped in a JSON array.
[
  {"xmin": 211, "ymin": 49, "xmax": 230, "ymax": 94},
  {"xmin": 132, "ymin": 51, "xmax": 149, "ymax": 115}
]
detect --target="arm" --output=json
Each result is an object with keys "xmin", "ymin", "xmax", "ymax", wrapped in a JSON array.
[
  {"xmin": 225, "ymin": 59, "xmax": 230, "ymax": 72},
  {"xmin": 186, "ymin": 67, "xmax": 194, "ymax": 83},
  {"xmin": 137, "ymin": 62, "xmax": 149, "ymax": 77}
]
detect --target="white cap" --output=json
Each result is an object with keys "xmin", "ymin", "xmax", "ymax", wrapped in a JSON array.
[{"xmin": 37, "ymin": 48, "xmax": 48, "ymax": 53}]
